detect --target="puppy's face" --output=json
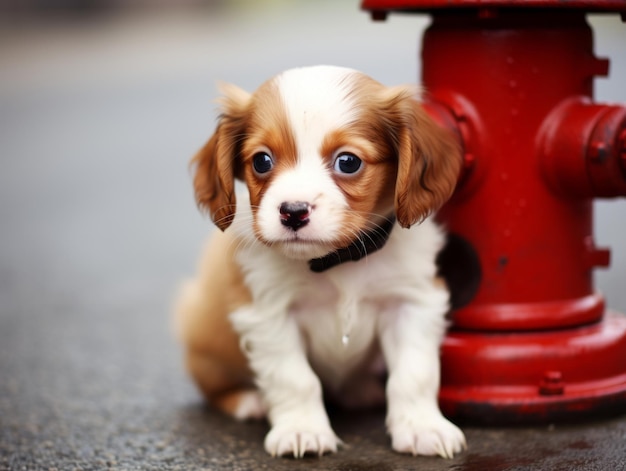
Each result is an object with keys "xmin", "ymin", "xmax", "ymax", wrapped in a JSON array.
[{"xmin": 193, "ymin": 66, "xmax": 460, "ymax": 260}]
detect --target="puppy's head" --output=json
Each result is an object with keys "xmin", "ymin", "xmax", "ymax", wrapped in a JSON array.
[{"xmin": 192, "ymin": 66, "xmax": 460, "ymax": 260}]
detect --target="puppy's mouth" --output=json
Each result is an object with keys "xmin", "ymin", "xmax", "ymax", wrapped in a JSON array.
[{"xmin": 273, "ymin": 235, "xmax": 335, "ymax": 260}]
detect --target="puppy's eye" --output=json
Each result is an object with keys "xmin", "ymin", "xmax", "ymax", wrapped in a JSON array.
[
  {"xmin": 334, "ymin": 152, "xmax": 362, "ymax": 175},
  {"xmin": 252, "ymin": 152, "xmax": 274, "ymax": 175}
]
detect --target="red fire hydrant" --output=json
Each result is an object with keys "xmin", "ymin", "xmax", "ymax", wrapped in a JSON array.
[{"xmin": 362, "ymin": 0, "xmax": 626, "ymax": 422}]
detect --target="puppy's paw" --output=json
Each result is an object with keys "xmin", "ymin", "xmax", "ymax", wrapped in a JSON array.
[
  {"xmin": 232, "ymin": 389, "xmax": 267, "ymax": 421},
  {"xmin": 388, "ymin": 411, "xmax": 466, "ymax": 459},
  {"xmin": 213, "ymin": 389, "xmax": 267, "ymax": 421},
  {"xmin": 264, "ymin": 421, "xmax": 342, "ymax": 458}
]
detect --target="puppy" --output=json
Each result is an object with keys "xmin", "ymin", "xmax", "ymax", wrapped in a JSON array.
[{"xmin": 175, "ymin": 65, "xmax": 466, "ymax": 459}]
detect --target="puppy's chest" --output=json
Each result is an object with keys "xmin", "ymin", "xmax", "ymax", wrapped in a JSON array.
[
  {"xmin": 289, "ymin": 273, "xmax": 372, "ymax": 319},
  {"xmin": 289, "ymin": 274, "xmax": 380, "ymax": 373}
]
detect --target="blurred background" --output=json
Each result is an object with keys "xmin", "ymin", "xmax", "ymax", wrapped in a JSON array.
[
  {"xmin": 0, "ymin": 1, "xmax": 625, "ymax": 468},
  {"xmin": 0, "ymin": 0, "xmax": 430, "ymax": 323},
  {"xmin": 1, "ymin": 0, "xmax": 624, "ymax": 318}
]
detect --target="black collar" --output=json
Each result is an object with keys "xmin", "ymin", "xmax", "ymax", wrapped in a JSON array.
[{"xmin": 308, "ymin": 216, "xmax": 396, "ymax": 273}]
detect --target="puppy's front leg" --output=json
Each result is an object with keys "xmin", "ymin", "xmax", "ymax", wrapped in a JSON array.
[
  {"xmin": 230, "ymin": 306, "xmax": 341, "ymax": 458},
  {"xmin": 378, "ymin": 297, "xmax": 466, "ymax": 458}
]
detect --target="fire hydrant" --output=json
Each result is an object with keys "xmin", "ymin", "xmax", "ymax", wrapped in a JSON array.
[{"xmin": 362, "ymin": 0, "xmax": 626, "ymax": 422}]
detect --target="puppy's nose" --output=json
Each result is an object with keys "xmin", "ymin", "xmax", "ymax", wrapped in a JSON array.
[{"xmin": 279, "ymin": 201, "xmax": 311, "ymax": 231}]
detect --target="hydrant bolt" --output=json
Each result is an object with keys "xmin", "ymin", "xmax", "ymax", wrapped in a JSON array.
[
  {"xmin": 588, "ymin": 142, "xmax": 607, "ymax": 162},
  {"xmin": 539, "ymin": 371, "xmax": 565, "ymax": 396}
]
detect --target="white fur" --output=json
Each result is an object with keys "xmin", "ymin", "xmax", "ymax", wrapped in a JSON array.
[
  {"xmin": 233, "ymin": 389, "xmax": 267, "ymax": 421},
  {"xmin": 198, "ymin": 66, "xmax": 465, "ymax": 458},
  {"xmin": 278, "ymin": 66, "xmax": 360, "ymax": 151},
  {"xmin": 255, "ymin": 158, "xmax": 347, "ymax": 260},
  {"xmin": 229, "ymin": 196, "xmax": 465, "ymax": 458}
]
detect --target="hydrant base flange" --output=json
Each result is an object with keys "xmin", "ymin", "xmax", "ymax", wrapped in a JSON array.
[{"xmin": 440, "ymin": 311, "xmax": 626, "ymax": 423}]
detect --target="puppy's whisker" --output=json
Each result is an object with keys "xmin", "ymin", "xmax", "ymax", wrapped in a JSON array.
[
  {"xmin": 211, "ymin": 204, "xmax": 239, "ymax": 225},
  {"xmin": 349, "ymin": 209, "xmax": 393, "ymax": 220}
]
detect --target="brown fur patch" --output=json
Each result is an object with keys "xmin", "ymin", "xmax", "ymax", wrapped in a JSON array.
[
  {"xmin": 342, "ymin": 75, "xmax": 461, "ymax": 229},
  {"xmin": 175, "ymin": 229, "xmax": 253, "ymax": 401},
  {"xmin": 320, "ymin": 126, "xmax": 398, "ymax": 248},
  {"xmin": 241, "ymin": 79, "xmax": 298, "ymax": 211},
  {"xmin": 192, "ymin": 85, "xmax": 251, "ymax": 231},
  {"xmin": 391, "ymin": 90, "xmax": 462, "ymax": 228}
]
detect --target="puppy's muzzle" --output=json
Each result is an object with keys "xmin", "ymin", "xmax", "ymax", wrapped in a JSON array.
[{"xmin": 279, "ymin": 201, "xmax": 311, "ymax": 231}]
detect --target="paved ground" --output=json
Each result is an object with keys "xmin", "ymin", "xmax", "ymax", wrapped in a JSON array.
[{"xmin": 1, "ymin": 2, "xmax": 626, "ymax": 470}]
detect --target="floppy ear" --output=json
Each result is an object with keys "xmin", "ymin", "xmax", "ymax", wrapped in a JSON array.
[
  {"xmin": 191, "ymin": 84, "xmax": 251, "ymax": 231},
  {"xmin": 391, "ymin": 89, "xmax": 461, "ymax": 228}
]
